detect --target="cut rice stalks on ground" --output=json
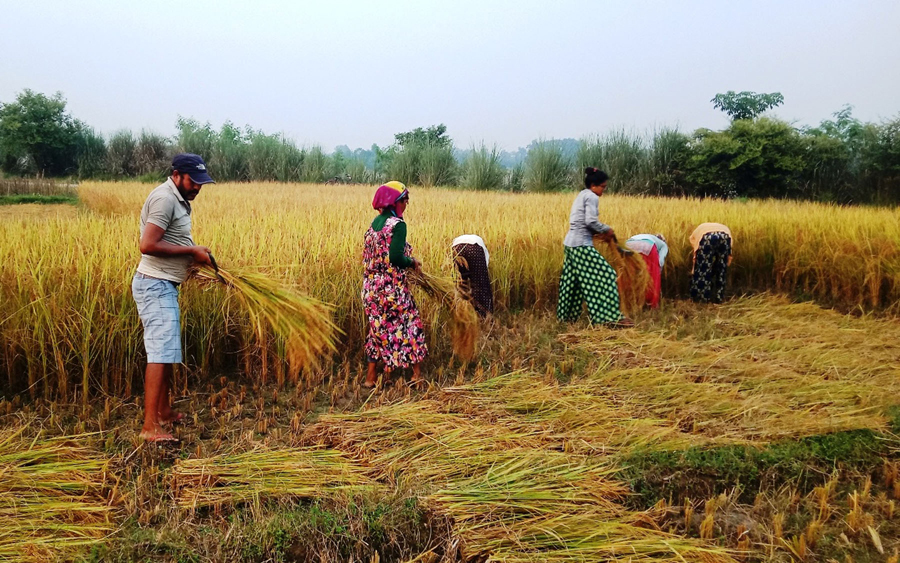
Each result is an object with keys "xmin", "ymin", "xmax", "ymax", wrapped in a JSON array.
[
  {"xmin": 0, "ymin": 425, "xmax": 119, "ymax": 562},
  {"xmin": 410, "ymin": 270, "xmax": 480, "ymax": 361},
  {"xmin": 197, "ymin": 265, "xmax": 339, "ymax": 371},
  {"xmin": 561, "ymin": 294, "xmax": 900, "ymax": 446},
  {"xmin": 310, "ymin": 399, "xmax": 734, "ymax": 563},
  {"xmin": 172, "ymin": 447, "xmax": 371, "ymax": 511}
]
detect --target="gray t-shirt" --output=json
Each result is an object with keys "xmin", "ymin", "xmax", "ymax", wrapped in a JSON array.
[
  {"xmin": 563, "ymin": 189, "xmax": 610, "ymax": 248},
  {"xmin": 136, "ymin": 179, "xmax": 195, "ymax": 284}
]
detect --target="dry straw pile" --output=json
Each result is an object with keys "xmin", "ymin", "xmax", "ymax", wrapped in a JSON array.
[
  {"xmin": 0, "ymin": 426, "xmax": 118, "ymax": 562},
  {"xmin": 172, "ymin": 447, "xmax": 369, "ymax": 510}
]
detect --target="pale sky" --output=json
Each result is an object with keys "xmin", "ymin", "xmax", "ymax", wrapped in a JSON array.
[{"xmin": 1, "ymin": 0, "xmax": 898, "ymax": 151}]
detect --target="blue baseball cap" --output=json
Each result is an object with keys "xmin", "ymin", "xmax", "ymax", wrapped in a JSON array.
[{"xmin": 172, "ymin": 153, "xmax": 215, "ymax": 185}]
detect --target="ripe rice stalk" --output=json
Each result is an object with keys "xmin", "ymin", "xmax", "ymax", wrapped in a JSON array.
[
  {"xmin": 196, "ymin": 265, "xmax": 339, "ymax": 371},
  {"xmin": 0, "ymin": 425, "xmax": 118, "ymax": 562},
  {"xmin": 172, "ymin": 447, "xmax": 371, "ymax": 510},
  {"xmin": 594, "ymin": 235, "xmax": 650, "ymax": 316},
  {"xmin": 410, "ymin": 270, "xmax": 479, "ymax": 361}
]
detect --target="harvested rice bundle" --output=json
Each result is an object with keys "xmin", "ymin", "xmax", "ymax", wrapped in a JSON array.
[
  {"xmin": 197, "ymin": 265, "xmax": 339, "ymax": 369},
  {"xmin": 410, "ymin": 270, "xmax": 479, "ymax": 361},
  {"xmin": 172, "ymin": 447, "xmax": 370, "ymax": 509},
  {"xmin": 594, "ymin": 236, "xmax": 650, "ymax": 316},
  {"xmin": 0, "ymin": 427, "xmax": 117, "ymax": 562}
]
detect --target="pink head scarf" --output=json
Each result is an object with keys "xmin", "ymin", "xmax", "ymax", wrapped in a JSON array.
[{"xmin": 371, "ymin": 181, "xmax": 409, "ymax": 218}]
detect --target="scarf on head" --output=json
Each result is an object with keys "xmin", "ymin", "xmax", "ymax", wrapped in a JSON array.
[{"xmin": 371, "ymin": 181, "xmax": 409, "ymax": 218}]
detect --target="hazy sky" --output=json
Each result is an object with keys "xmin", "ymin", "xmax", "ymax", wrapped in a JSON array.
[{"xmin": 1, "ymin": 0, "xmax": 898, "ymax": 151}]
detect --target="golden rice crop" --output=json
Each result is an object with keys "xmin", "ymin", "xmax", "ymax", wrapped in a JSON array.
[{"xmin": 1, "ymin": 181, "xmax": 899, "ymax": 404}]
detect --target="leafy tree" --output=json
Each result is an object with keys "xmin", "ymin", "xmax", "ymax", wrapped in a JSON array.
[
  {"xmin": 687, "ymin": 118, "xmax": 805, "ymax": 199},
  {"xmin": 394, "ymin": 124, "xmax": 451, "ymax": 149},
  {"xmin": 711, "ymin": 91, "xmax": 784, "ymax": 121},
  {"xmin": 0, "ymin": 89, "xmax": 82, "ymax": 175}
]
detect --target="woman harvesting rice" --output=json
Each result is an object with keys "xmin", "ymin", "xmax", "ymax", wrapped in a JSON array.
[
  {"xmin": 557, "ymin": 168, "xmax": 633, "ymax": 328},
  {"xmin": 690, "ymin": 222, "xmax": 733, "ymax": 303},
  {"xmin": 452, "ymin": 234, "xmax": 493, "ymax": 317},
  {"xmin": 625, "ymin": 233, "xmax": 668, "ymax": 309},
  {"xmin": 362, "ymin": 182, "xmax": 427, "ymax": 388}
]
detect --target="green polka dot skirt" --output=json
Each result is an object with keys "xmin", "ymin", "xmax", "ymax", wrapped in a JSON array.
[{"xmin": 557, "ymin": 246, "xmax": 623, "ymax": 324}]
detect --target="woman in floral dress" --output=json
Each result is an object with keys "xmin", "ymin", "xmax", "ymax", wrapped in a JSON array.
[{"xmin": 362, "ymin": 181, "xmax": 427, "ymax": 387}]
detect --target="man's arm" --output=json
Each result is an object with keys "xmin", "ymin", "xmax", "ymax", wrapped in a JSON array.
[{"xmin": 140, "ymin": 223, "xmax": 213, "ymax": 267}]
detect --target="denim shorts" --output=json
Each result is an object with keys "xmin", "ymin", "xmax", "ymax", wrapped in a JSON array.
[{"xmin": 132, "ymin": 274, "xmax": 183, "ymax": 364}]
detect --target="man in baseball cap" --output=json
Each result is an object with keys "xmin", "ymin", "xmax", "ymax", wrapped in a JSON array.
[
  {"xmin": 172, "ymin": 152, "xmax": 215, "ymax": 189},
  {"xmin": 132, "ymin": 153, "xmax": 215, "ymax": 442}
]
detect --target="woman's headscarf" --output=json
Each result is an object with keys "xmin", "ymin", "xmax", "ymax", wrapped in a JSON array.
[{"xmin": 372, "ymin": 181, "xmax": 410, "ymax": 217}]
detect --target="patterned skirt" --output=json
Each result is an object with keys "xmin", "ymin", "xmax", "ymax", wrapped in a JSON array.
[
  {"xmin": 690, "ymin": 232, "xmax": 732, "ymax": 304},
  {"xmin": 362, "ymin": 273, "xmax": 428, "ymax": 370},
  {"xmin": 453, "ymin": 243, "xmax": 493, "ymax": 317},
  {"xmin": 557, "ymin": 245, "xmax": 623, "ymax": 324}
]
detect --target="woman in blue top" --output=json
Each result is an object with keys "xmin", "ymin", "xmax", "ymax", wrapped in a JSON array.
[{"xmin": 557, "ymin": 168, "xmax": 633, "ymax": 327}]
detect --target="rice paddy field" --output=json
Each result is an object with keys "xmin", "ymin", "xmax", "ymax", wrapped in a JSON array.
[{"xmin": 1, "ymin": 182, "xmax": 900, "ymax": 562}]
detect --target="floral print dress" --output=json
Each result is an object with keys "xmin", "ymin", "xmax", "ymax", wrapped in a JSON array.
[{"xmin": 362, "ymin": 216, "xmax": 428, "ymax": 370}]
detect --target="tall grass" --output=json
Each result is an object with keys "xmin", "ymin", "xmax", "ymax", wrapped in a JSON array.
[
  {"xmin": 579, "ymin": 131, "xmax": 650, "ymax": 193},
  {"xmin": 106, "ymin": 130, "xmax": 137, "ymax": 178},
  {"xmin": 524, "ymin": 140, "xmax": 572, "ymax": 192},
  {"xmin": 461, "ymin": 144, "xmax": 505, "ymax": 190},
  {"xmin": 1, "ymin": 182, "xmax": 899, "ymax": 404}
]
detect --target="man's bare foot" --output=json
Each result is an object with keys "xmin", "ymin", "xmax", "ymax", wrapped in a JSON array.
[
  {"xmin": 363, "ymin": 380, "xmax": 377, "ymax": 389},
  {"xmin": 159, "ymin": 411, "xmax": 185, "ymax": 425},
  {"xmin": 140, "ymin": 427, "xmax": 178, "ymax": 443}
]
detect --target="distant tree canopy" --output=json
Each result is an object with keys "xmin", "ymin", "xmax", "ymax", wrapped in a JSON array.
[
  {"xmin": 1, "ymin": 88, "xmax": 897, "ymax": 204},
  {"xmin": 0, "ymin": 89, "xmax": 82, "ymax": 175},
  {"xmin": 712, "ymin": 91, "xmax": 785, "ymax": 121},
  {"xmin": 394, "ymin": 124, "xmax": 452, "ymax": 149}
]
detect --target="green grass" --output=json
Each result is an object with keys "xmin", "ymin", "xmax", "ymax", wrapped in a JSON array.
[
  {"xmin": 620, "ymin": 407, "xmax": 900, "ymax": 507},
  {"xmin": 0, "ymin": 194, "xmax": 78, "ymax": 205}
]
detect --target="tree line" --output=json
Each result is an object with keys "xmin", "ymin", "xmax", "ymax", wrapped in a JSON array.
[{"xmin": 0, "ymin": 89, "xmax": 898, "ymax": 204}]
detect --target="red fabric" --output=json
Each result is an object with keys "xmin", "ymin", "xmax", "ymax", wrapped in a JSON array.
[
  {"xmin": 642, "ymin": 246, "xmax": 662, "ymax": 308},
  {"xmin": 371, "ymin": 185, "xmax": 404, "ymax": 217}
]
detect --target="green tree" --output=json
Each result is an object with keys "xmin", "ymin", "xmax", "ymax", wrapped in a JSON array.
[
  {"xmin": 393, "ymin": 124, "xmax": 451, "ymax": 149},
  {"xmin": 0, "ymin": 89, "xmax": 82, "ymax": 175},
  {"xmin": 687, "ymin": 118, "xmax": 805, "ymax": 199},
  {"xmin": 711, "ymin": 91, "xmax": 784, "ymax": 121}
]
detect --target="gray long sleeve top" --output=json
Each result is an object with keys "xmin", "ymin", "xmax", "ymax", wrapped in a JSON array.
[{"xmin": 563, "ymin": 189, "xmax": 610, "ymax": 247}]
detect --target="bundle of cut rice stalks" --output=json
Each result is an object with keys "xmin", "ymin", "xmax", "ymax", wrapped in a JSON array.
[
  {"xmin": 172, "ymin": 447, "xmax": 370, "ymax": 511},
  {"xmin": 198, "ymin": 264, "xmax": 339, "ymax": 369},
  {"xmin": 594, "ymin": 236, "xmax": 650, "ymax": 317},
  {"xmin": 0, "ymin": 426, "xmax": 118, "ymax": 562},
  {"xmin": 410, "ymin": 270, "xmax": 479, "ymax": 361}
]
